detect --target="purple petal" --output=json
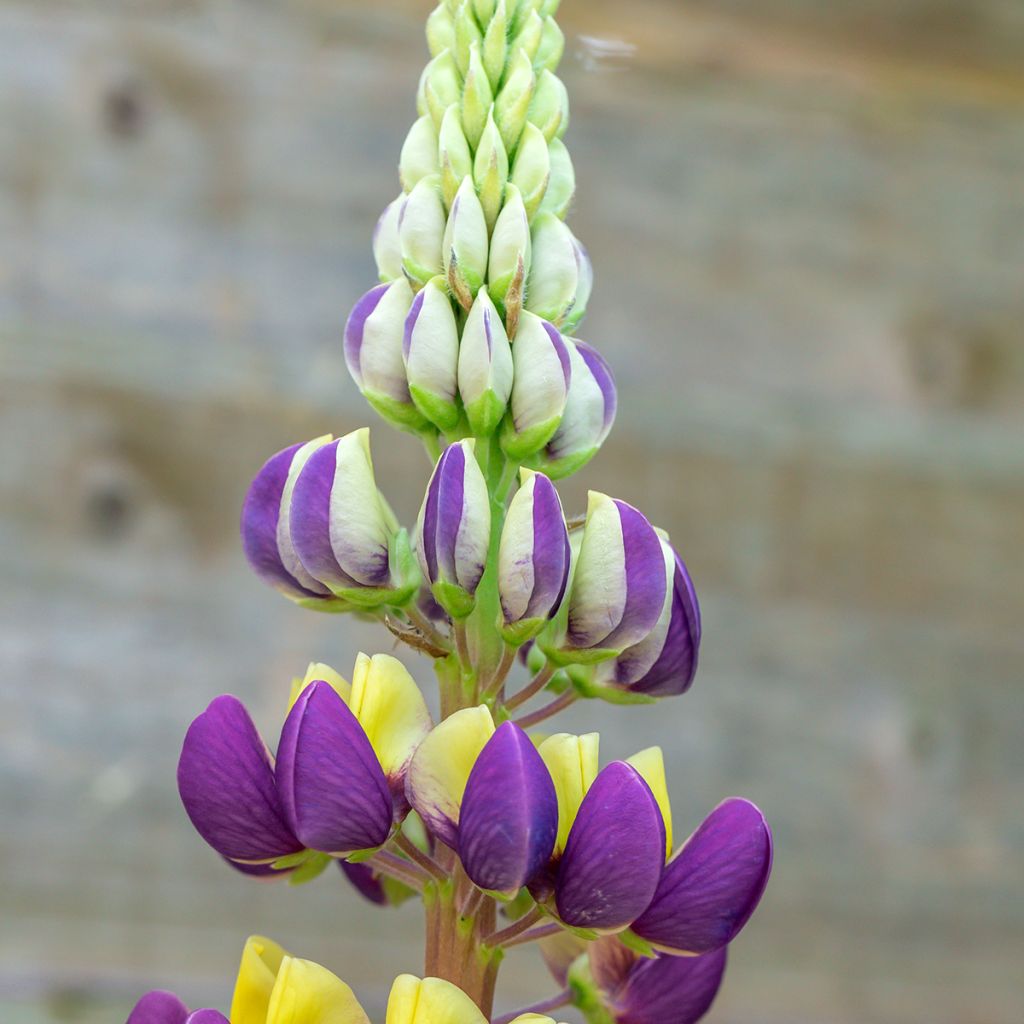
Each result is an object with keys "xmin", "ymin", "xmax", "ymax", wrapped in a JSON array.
[
  {"xmin": 340, "ymin": 859, "xmax": 389, "ymax": 906},
  {"xmin": 523, "ymin": 474, "xmax": 571, "ymax": 621},
  {"xmin": 344, "ymin": 284, "xmax": 389, "ymax": 387},
  {"xmin": 612, "ymin": 947, "xmax": 727, "ymax": 1024},
  {"xmin": 555, "ymin": 762, "xmax": 665, "ymax": 930},
  {"xmin": 177, "ymin": 696, "xmax": 302, "ymax": 864},
  {"xmin": 275, "ymin": 681, "xmax": 394, "ymax": 854},
  {"xmin": 226, "ymin": 858, "xmax": 294, "ymax": 880},
  {"xmin": 632, "ymin": 798, "xmax": 772, "ymax": 954},
  {"xmin": 126, "ymin": 991, "xmax": 189, "ymax": 1024},
  {"xmin": 459, "ymin": 722, "xmax": 558, "ymax": 893},
  {"xmin": 542, "ymin": 320, "xmax": 573, "ymax": 389},
  {"xmin": 185, "ymin": 1013, "xmax": 230, "ymax": 1024},
  {"xmin": 434, "ymin": 443, "xmax": 466, "ymax": 584},
  {"xmin": 403, "ymin": 288, "xmax": 428, "ymax": 361},
  {"xmin": 419, "ymin": 452, "xmax": 443, "ymax": 583},
  {"xmin": 240, "ymin": 445, "xmax": 332, "ymax": 600},
  {"xmin": 575, "ymin": 341, "xmax": 617, "ymax": 441}
]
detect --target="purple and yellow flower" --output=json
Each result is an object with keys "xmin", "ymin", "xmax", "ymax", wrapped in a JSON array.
[
  {"xmin": 498, "ymin": 469, "xmax": 571, "ymax": 644},
  {"xmin": 415, "ymin": 439, "xmax": 491, "ymax": 619},
  {"xmin": 177, "ymin": 656, "xmax": 430, "ymax": 867}
]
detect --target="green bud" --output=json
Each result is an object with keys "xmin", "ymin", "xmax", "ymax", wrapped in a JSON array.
[
  {"xmin": 534, "ymin": 16, "xmax": 565, "ymax": 72},
  {"xmin": 453, "ymin": 2, "xmax": 483, "ymax": 76},
  {"xmin": 561, "ymin": 235, "xmax": 592, "ymax": 334},
  {"xmin": 438, "ymin": 104, "xmax": 473, "ymax": 208},
  {"xmin": 443, "ymin": 176, "xmax": 490, "ymax": 310},
  {"xmin": 399, "ymin": 115, "xmax": 440, "ymax": 193},
  {"xmin": 511, "ymin": 9, "xmax": 544, "ymax": 64},
  {"xmin": 373, "ymin": 194, "xmax": 406, "ymax": 283},
  {"xmin": 525, "ymin": 211, "xmax": 577, "ymax": 326},
  {"xmin": 461, "ymin": 42, "xmax": 493, "ymax": 149},
  {"xmin": 540, "ymin": 0, "xmax": 561, "ymax": 15},
  {"xmin": 487, "ymin": 183, "xmax": 531, "ymax": 336},
  {"xmin": 494, "ymin": 48, "xmax": 536, "ymax": 153},
  {"xmin": 482, "ymin": 0, "xmax": 509, "ymax": 90},
  {"xmin": 527, "ymin": 68, "xmax": 568, "ymax": 141},
  {"xmin": 473, "ymin": 107, "xmax": 509, "ymax": 231},
  {"xmin": 401, "ymin": 175, "xmax": 446, "ymax": 287},
  {"xmin": 426, "ymin": 4, "xmax": 456, "ymax": 58},
  {"xmin": 417, "ymin": 50, "xmax": 462, "ymax": 129},
  {"xmin": 511, "ymin": 0, "xmax": 542, "ymax": 33},
  {"xmin": 538, "ymin": 137, "xmax": 574, "ymax": 218},
  {"xmin": 458, "ymin": 289, "xmax": 513, "ymax": 436},
  {"xmin": 403, "ymin": 276, "xmax": 462, "ymax": 432},
  {"xmin": 510, "ymin": 121, "xmax": 550, "ymax": 222},
  {"xmin": 473, "ymin": 0, "xmax": 497, "ymax": 21}
]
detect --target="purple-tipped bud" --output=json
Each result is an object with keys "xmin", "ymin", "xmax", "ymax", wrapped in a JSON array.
[
  {"xmin": 415, "ymin": 440, "xmax": 491, "ymax": 619},
  {"xmin": 458, "ymin": 289, "xmax": 514, "ymax": 437},
  {"xmin": 177, "ymin": 696, "xmax": 303, "ymax": 865},
  {"xmin": 401, "ymin": 175, "xmax": 447, "ymax": 286},
  {"xmin": 532, "ymin": 339, "xmax": 616, "ymax": 480},
  {"xmin": 498, "ymin": 469, "xmax": 570, "ymax": 644},
  {"xmin": 240, "ymin": 438, "xmax": 341, "ymax": 609},
  {"xmin": 339, "ymin": 859, "xmax": 389, "ymax": 906},
  {"xmin": 555, "ymin": 762, "xmax": 665, "ymax": 932},
  {"xmin": 500, "ymin": 312, "xmax": 572, "ymax": 461},
  {"xmin": 631, "ymin": 798, "xmax": 773, "ymax": 955},
  {"xmin": 561, "ymin": 235, "xmax": 593, "ymax": 335},
  {"xmin": 288, "ymin": 429, "xmax": 420, "ymax": 609},
  {"xmin": 458, "ymin": 722, "xmax": 558, "ymax": 895},
  {"xmin": 525, "ymin": 213, "xmax": 586, "ymax": 330},
  {"xmin": 373, "ymin": 195, "xmax": 406, "ymax": 283},
  {"xmin": 403, "ymin": 276, "xmax": 461, "ymax": 432},
  {"xmin": 127, "ymin": 990, "xmax": 189, "ymax": 1024},
  {"xmin": 276, "ymin": 681, "xmax": 395, "ymax": 856}
]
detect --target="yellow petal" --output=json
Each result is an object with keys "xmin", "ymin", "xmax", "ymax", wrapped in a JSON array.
[
  {"xmin": 266, "ymin": 955, "xmax": 370, "ymax": 1024},
  {"xmin": 386, "ymin": 975, "xmax": 487, "ymax": 1024},
  {"xmin": 506, "ymin": 1016, "xmax": 564, "ymax": 1024},
  {"xmin": 627, "ymin": 745, "xmax": 673, "ymax": 857},
  {"xmin": 350, "ymin": 653, "xmax": 432, "ymax": 779},
  {"xmin": 287, "ymin": 662, "xmax": 351, "ymax": 713},
  {"xmin": 406, "ymin": 706, "xmax": 495, "ymax": 845},
  {"xmin": 231, "ymin": 935, "xmax": 288, "ymax": 1024},
  {"xmin": 538, "ymin": 732, "xmax": 600, "ymax": 856}
]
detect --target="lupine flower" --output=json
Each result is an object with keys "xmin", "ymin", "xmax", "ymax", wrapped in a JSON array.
[
  {"xmin": 178, "ymin": 655, "xmax": 430, "ymax": 864},
  {"xmin": 531, "ymin": 339, "xmax": 616, "ymax": 480},
  {"xmin": 443, "ymin": 176, "xmax": 489, "ymax": 310},
  {"xmin": 526, "ymin": 214, "xmax": 588, "ymax": 330},
  {"xmin": 400, "ymin": 175, "xmax": 447, "ymax": 286},
  {"xmin": 497, "ymin": 469, "xmax": 571, "ymax": 643},
  {"xmin": 287, "ymin": 428, "xmax": 420, "ymax": 608},
  {"xmin": 500, "ymin": 312, "xmax": 572, "ymax": 460},
  {"xmin": 439, "ymin": 104, "xmax": 473, "ymax": 208},
  {"xmin": 473, "ymin": 108, "xmax": 509, "ymax": 231},
  {"xmin": 400, "ymin": 114, "xmax": 439, "ymax": 193},
  {"xmin": 240, "ymin": 437, "xmax": 342, "ymax": 611},
  {"xmin": 453, "ymin": 7, "xmax": 482, "ymax": 76},
  {"xmin": 415, "ymin": 439, "xmax": 491, "ymax": 619},
  {"xmin": 345, "ymin": 279, "xmax": 431, "ymax": 433},
  {"xmin": 511, "ymin": 122, "xmax": 551, "ymax": 221},
  {"xmin": 560, "ymin": 236, "xmax": 592, "ymax": 335},
  {"xmin": 457, "ymin": 289, "xmax": 514, "ymax": 436},
  {"xmin": 417, "ymin": 50, "xmax": 461, "ymax": 129},
  {"xmin": 480, "ymin": 1, "xmax": 508, "ymax": 88},
  {"xmin": 535, "ymin": 15, "xmax": 565, "ymax": 72},
  {"xmin": 460, "ymin": 43, "xmax": 491, "ymax": 148},
  {"xmin": 528, "ymin": 69, "xmax": 569, "ymax": 141},
  {"xmin": 543, "ymin": 491, "xmax": 667, "ymax": 665},
  {"xmin": 511, "ymin": 8, "xmax": 543, "ymax": 63},
  {"xmin": 494, "ymin": 47, "xmax": 535, "ymax": 151},
  {"xmin": 373, "ymin": 194, "xmax": 406, "ymax": 282},
  {"xmin": 487, "ymin": 183, "xmax": 532, "ymax": 332},
  {"xmin": 126, "ymin": 990, "xmax": 191, "ymax": 1024},
  {"xmin": 539, "ymin": 138, "xmax": 574, "ymax": 219},
  {"xmin": 629, "ymin": 798, "xmax": 773, "ymax": 955},
  {"xmin": 426, "ymin": 4, "xmax": 455, "ymax": 59},
  {"xmin": 403, "ymin": 276, "xmax": 461, "ymax": 431}
]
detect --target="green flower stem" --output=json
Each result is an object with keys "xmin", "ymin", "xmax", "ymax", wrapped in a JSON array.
[
  {"xmin": 392, "ymin": 830, "xmax": 447, "ymax": 883},
  {"xmin": 481, "ymin": 642, "xmax": 517, "ymax": 701},
  {"xmin": 499, "ymin": 921, "xmax": 563, "ymax": 949},
  {"xmin": 483, "ymin": 904, "xmax": 546, "ymax": 948},
  {"xmin": 367, "ymin": 850, "xmax": 428, "ymax": 892},
  {"xmin": 503, "ymin": 661, "xmax": 556, "ymax": 711},
  {"xmin": 513, "ymin": 689, "xmax": 578, "ymax": 729},
  {"xmin": 493, "ymin": 990, "xmax": 572, "ymax": 1024}
]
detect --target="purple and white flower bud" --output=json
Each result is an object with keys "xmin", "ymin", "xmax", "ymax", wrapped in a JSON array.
[
  {"xmin": 439, "ymin": 105, "xmax": 473, "ymax": 208},
  {"xmin": 528, "ymin": 69, "xmax": 569, "ymax": 141},
  {"xmin": 399, "ymin": 115, "xmax": 439, "ymax": 193},
  {"xmin": 443, "ymin": 176, "xmax": 490, "ymax": 310},
  {"xmin": 494, "ymin": 47, "xmax": 536, "ymax": 152},
  {"xmin": 481, "ymin": 0, "xmax": 508, "ymax": 89},
  {"xmin": 415, "ymin": 439, "xmax": 492, "ymax": 618},
  {"xmin": 426, "ymin": 4, "xmax": 455, "ymax": 58},
  {"xmin": 240, "ymin": 437, "xmax": 341, "ymax": 610},
  {"xmin": 510, "ymin": 122, "xmax": 551, "ymax": 222},
  {"xmin": 403, "ymin": 276, "xmax": 461, "ymax": 432},
  {"xmin": 538, "ymin": 138, "xmax": 574, "ymax": 219},
  {"xmin": 458, "ymin": 289, "xmax": 514, "ymax": 436},
  {"xmin": 288, "ymin": 428, "xmax": 420, "ymax": 608},
  {"xmin": 500, "ymin": 312, "xmax": 572, "ymax": 461},
  {"xmin": 344, "ymin": 279, "xmax": 430, "ymax": 432},
  {"xmin": 535, "ymin": 16, "xmax": 565, "ymax": 72},
  {"xmin": 373, "ymin": 194, "xmax": 406, "ymax": 283},
  {"xmin": 400, "ymin": 176, "xmax": 446, "ymax": 288},
  {"xmin": 561, "ymin": 236, "xmax": 593, "ymax": 334},
  {"xmin": 487, "ymin": 183, "xmax": 532, "ymax": 334},
  {"xmin": 630, "ymin": 799, "xmax": 773, "ymax": 955},
  {"xmin": 525, "ymin": 213, "xmax": 585, "ymax": 328},
  {"xmin": 460, "ymin": 43, "xmax": 492, "ymax": 149},
  {"xmin": 546, "ymin": 491, "xmax": 667, "ymax": 664},
  {"xmin": 498, "ymin": 469, "xmax": 571, "ymax": 643},
  {"xmin": 531, "ymin": 339, "xmax": 616, "ymax": 479},
  {"xmin": 473, "ymin": 108, "xmax": 509, "ymax": 231},
  {"xmin": 417, "ymin": 49, "xmax": 461, "ymax": 128}
]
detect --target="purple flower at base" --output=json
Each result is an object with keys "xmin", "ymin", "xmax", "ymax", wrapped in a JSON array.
[
  {"xmin": 126, "ymin": 990, "xmax": 190, "ymax": 1024},
  {"xmin": 630, "ymin": 798, "xmax": 773, "ymax": 956},
  {"xmin": 184, "ymin": 1013, "xmax": 229, "ymax": 1024},
  {"xmin": 340, "ymin": 859, "xmax": 389, "ymax": 906},
  {"xmin": 458, "ymin": 722, "xmax": 558, "ymax": 896}
]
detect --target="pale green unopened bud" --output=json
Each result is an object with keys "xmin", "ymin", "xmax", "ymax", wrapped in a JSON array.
[
  {"xmin": 401, "ymin": 175, "xmax": 446, "ymax": 287},
  {"xmin": 512, "ymin": 9, "xmax": 544, "ymax": 63},
  {"xmin": 482, "ymin": 0, "xmax": 509, "ymax": 90},
  {"xmin": 510, "ymin": 121, "xmax": 550, "ymax": 222},
  {"xmin": 561, "ymin": 235, "xmax": 592, "ymax": 334},
  {"xmin": 534, "ymin": 16, "xmax": 565, "ymax": 72},
  {"xmin": 403, "ymin": 276, "xmax": 461, "ymax": 431},
  {"xmin": 525, "ymin": 211, "xmax": 578, "ymax": 326},
  {"xmin": 438, "ymin": 105, "xmax": 473, "ymax": 208},
  {"xmin": 458, "ymin": 289, "xmax": 513, "ymax": 436},
  {"xmin": 373, "ymin": 194, "xmax": 406, "ymax": 283},
  {"xmin": 494, "ymin": 48, "xmax": 536, "ymax": 152},
  {"xmin": 487, "ymin": 183, "xmax": 531, "ymax": 335},
  {"xmin": 443, "ymin": 176, "xmax": 489, "ymax": 310},
  {"xmin": 473, "ymin": 0, "xmax": 497, "ymax": 21},
  {"xmin": 527, "ymin": 69, "xmax": 568, "ymax": 141},
  {"xmin": 511, "ymin": 0, "xmax": 542, "ymax": 33},
  {"xmin": 473, "ymin": 108, "xmax": 509, "ymax": 231},
  {"xmin": 461, "ymin": 42, "xmax": 493, "ymax": 149},
  {"xmin": 538, "ymin": 137, "xmax": 574, "ymax": 218},
  {"xmin": 426, "ymin": 4, "xmax": 456, "ymax": 58},
  {"xmin": 540, "ymin": 0, "xmax": 561, "ymax": 16},
  {"xmin": 400, "ymin": 116, "xmax": 440, "ymax": 193},
  {"xmin": 418, "ymin": 50, "xmax": 462, "ymax": 128},
  {"xmin": 453, "ymin": 2, "xmax": 482, "ymax": 76}
]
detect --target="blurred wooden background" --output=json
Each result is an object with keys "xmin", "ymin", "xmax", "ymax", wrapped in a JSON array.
[{"xmin": 1, "ymin": 0, "xmax": 1022, "ymax": 1021}]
